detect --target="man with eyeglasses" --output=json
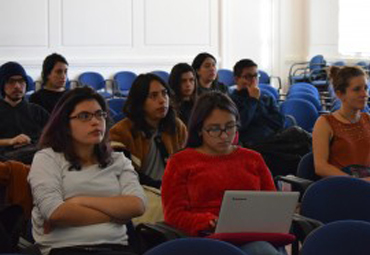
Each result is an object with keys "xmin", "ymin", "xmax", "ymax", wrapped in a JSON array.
[
  {"xmin": 230, "ymin": 59, "xmax": 284, "ymax": 147},
  {"xmin": 231, "ymin": 59, "xmax": 312, "ymax": 177},
  {"xmin": 0, "ymin": 62, "xmax": 49, "ymax": 164}
]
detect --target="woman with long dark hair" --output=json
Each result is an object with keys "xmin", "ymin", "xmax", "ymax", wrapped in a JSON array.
[
  {"xmin": 162, "ymin": 91, "xmax": 283, "ymax": 255},
  {"xmin": 28, "ymin": 87, "xmax": 146, "ymax": 255},
  {"xmin": 191, "ymin": 52, "xmax": 229, "ymax": 95},
  {"xmin": 168, "ymin": 63, "xmax": 197, "ymax": 126}
]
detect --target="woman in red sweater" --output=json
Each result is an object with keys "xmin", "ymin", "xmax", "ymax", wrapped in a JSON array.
[{"xmin": 161, "ymin": 92, "xmax": 283, "ymax": 255}]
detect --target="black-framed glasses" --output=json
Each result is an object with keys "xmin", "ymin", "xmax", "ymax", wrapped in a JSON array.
[
  {"xmin": 203, "ymin": 124, "xmax": 238, "ymax": 138},
  {"xmin": 70, "ymin": 110, "xmax": 107, "ymax": 122},
  {"xmin": 241, "ymin": 73, "xmax": 260, "ymax": 81},
  {"xmin": 7, "ymin": 77, "xmax": 26, "ymax": 86}
]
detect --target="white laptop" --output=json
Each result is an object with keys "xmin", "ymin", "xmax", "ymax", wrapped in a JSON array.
[{"xmin": 215, "ymin": 191, "xmax": 299, "ymax": 234}]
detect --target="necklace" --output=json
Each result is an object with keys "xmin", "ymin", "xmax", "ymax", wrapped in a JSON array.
[{"xmin": 337, "ymin": 111, "xmax": 361, "ymax": 124}]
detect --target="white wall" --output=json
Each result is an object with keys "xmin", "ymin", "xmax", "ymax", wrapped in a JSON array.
[{"xmin": 0, "ymin": 0, "xmax": 313, "ymax": 89}]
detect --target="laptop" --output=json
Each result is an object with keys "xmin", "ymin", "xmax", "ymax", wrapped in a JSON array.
[{"xmin": 215, "ymin": 191, "xmax": 299, "ymax": 234}]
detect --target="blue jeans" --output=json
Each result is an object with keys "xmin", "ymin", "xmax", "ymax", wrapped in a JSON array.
[{"xmin": 238, "ymin": 241, "xmax": 285, "ymax": 255}]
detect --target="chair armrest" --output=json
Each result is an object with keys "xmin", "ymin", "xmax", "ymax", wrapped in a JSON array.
[
  {"xmin": 136, "ymin": 222, "xmax": 188, "ymax": 252},
  {"xmin": 18, "ymin": 237, "xmax": 41, "ymax": 255},
  {"xmin": 275, "ymin": 175, "xmax": 314, "ymax": 197},
  {"xmin": 291, "ymin": 214, "xmax": 323, "ymax": 243}
]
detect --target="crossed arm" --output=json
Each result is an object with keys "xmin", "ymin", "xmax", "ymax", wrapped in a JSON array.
[{"xmin": 48, "ymin": 195, "xmax": 145, "ymax": 227}]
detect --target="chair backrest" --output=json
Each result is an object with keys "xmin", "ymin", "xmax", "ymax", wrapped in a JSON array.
[
  {"xmin": 356, "ymin": 61, "xmax": 368, "ymax": 68},
  {"xmin": 78, "ymin": 72, "xmax": 106, "ymax": 91},
  {"xmin": 26, "ymin": 75, "xmax": 35, "ymax": 92},
  {"xmin": 259, "ymin": 88, "xmax": 277, "ymax": 104},
  {"xmin": 301, "ymin": 176, "xmax": 370, "ymax": 224},
  {"xmin": 296, "ymin": 152, "xmax": 321, "ymax": 181},
  {"xmin": 333, "ymin": 60, "xmax": 346, "ymax": 66},
  {"xmin": 301, "ymin": 220, "xmax": 370, "ymax": 255},
  {"xmin": 143, "ymin": 238, "xmax": 245, "ymax": 255},
  {"xmin": 288, "ymin": 83, "xmax": 320, "ymax": 99},
  {"xmin": 287, "ymin": 92, "xmax": 322, "ymax": 111},
  {"xmin": 107, "ymin": 98, "xmax": 126, "ymax": 116},
  {"xmin": 259, "ymin": 83, "xmax": 279, "ymax": 101},
  {"xmin": 114, "ymin": 71, "xmax": 137, "ymax": 94},
  {"xmin": 217, "ymin": 69, "xmax": 234, "ymax": 87},
  {"xmin": 309, "ymin": 55, "xmax": 326, "ymax": 71},
  {"xmin": 151, "ymin": 70, "xmax": 170, "ymax": 84},
  {"xmin": 258, "ymin": 70, "xmax": 270, "ymax": 84},
  {"xmin": 280, "ymin": 98, "xmax": 319, "ymax": 132}
]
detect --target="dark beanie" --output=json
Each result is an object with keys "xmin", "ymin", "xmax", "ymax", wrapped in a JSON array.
[{"xmin": 0, "ymin": 61, "xmax": 28, "ymax": 98}]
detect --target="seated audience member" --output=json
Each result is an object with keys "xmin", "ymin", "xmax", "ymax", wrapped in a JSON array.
[
  {"xmin": 230, "ymin": 59, "xmax": 311, "ymax": 176},
  {"xmin": 28, "ymin": 87, "xmax": 146, "ymax": 255},
  {"xmin": 162, "ymin": 91, "xmax": 285, "ymax": 255},
  {"xmin": 230, "ymin": 59, "xmax": 284, "ymax": 146},
  {"xmin": 109, "ymin": 73, "xmax": 187, "ymax": 189},
  {"xmin": 30, "ymin": 53, "xmax": 69, "ymax": 113},
  {"xmin": 0, "ymin": 62, "xmax": 49, "ymax": 164},
  {"xmin": 168, "ymin": 63, "xmax": 197, "ymax": 126},
  {"xmin": 313, "ymin": 66, "xmax": 370, "ymax": 179},
  {"xmin": 191, "ymin": 52, "xmax": 229, "ymax": 95}
]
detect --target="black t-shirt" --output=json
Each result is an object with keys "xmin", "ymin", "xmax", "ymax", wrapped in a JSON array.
[
  {"xmin": 29, "ymin": 89, "xmax": 67, "ymax": 113},
  {"xmin": 0, "ymin": 99, "xmax": 49, "ymax": 152}
]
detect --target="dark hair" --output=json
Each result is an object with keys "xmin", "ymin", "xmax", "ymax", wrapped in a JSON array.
[
  {"xmin": 42, "ymin": 53, "xmax": 69, "ymax": 86},
  {"xmin": 191, "ymin": 52, "xmax": 217, "ymax": 80},
  {"xmin": 233, "ymin": 59, "xmax": 258, "ymax": 77},
  {"xmin": 123, "ymin": 73, "xmax": 177, "ymax": 136},
  {"xmin": 186, "ymin": 91, "xmax": 240, "ymax": 148},
  {"xmin": 330, "ymin": 66, "xmax": 366, "ymax": 93},
  {"xmin": 168, "ymin": 63, "xmax": 198, "ymax": 107},
  {"xmin": 39, "ymin": 86, "xmax": 112, "ymax": 170}
]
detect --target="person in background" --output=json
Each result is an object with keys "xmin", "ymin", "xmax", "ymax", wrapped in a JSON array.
[
  {"xmin": 109, "ymin": 73, "xmax": 186, "ymax": 224},
  {"xmin": 0, "ymin": 62, "xmax": 49, "ymax": 164},
  {"xmin": 30, "ymin": 53, "xmax": 69, "ymax": 113},
  {"xmin": 313, "ymin": 66, "xmax": 370, "ymax": 179},
  {"xmin": 168, "ymin": 63, "xmax": 197, "ymax": 126},
  {"xmin": 230, "ymin": 59, "xmax": 284, "ymax": 147},
  {"xmin": 28, "ymin": 87, "xmax": 146, "ymax": 255},
  {"xmin": 109, "ymin": 73, "xmax": 187, "ymax": 189},
  {"xmin": 162, "ymin": 91, "xmax": 284, "ymax": 255},
  {"xmin": 191, "ymin": 52, "xmax": 229, "ymax": 95}
]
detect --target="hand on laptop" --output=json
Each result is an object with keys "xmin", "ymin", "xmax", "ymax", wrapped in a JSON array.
[{"xmin": 209, "ymin": 218, "xmax": 218, "ymax": 230}]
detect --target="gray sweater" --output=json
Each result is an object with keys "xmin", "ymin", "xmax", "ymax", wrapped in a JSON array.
[{"xmin": 28, "ymin": 148, "xmax": 147, "ymax": 255}]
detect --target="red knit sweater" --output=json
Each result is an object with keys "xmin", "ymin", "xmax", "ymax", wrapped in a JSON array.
[{"xmin": 161, "ymin": 147, "xmax": 276, "ymax": 236}]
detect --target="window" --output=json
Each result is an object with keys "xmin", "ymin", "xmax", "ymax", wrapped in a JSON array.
[{"xmin": 339, "ymin": 0, "xmax": 370, "ymax": 56}]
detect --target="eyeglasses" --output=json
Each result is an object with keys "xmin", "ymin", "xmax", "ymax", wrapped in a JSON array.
[
  {"xmin": 203, "ymin": 124, "xmax": 238, "ymax": 138},
  {"xmin": 7, "ymin": 77, "xmax": 26, "ymax": 86},
  {"xmin": 70, "ymin": 110, "xmax": 107, "ymax": 122},
  {"xmin": 241, "ymin": 73, "xmax": 260, "ymax": 81}
]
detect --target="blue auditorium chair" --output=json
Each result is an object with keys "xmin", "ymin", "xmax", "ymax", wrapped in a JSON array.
[
  {"xmin": 151, "ymin": 70, "xmax": 170, "ymax": 84},
  {"xmin": 217, "ymin": 69, "xmax": 235, "ymax": 87},
  {"xmin": 280, "ymin": 98, "xmax": 319, "ymax": 132},
  {"xmin": 114, "ymin": 71, "xmax": 137, "ymax": 97},
  {"xmin": 300, "ymin": 220, "xmax": 370, "ymax": 255},
  {"xmin": 143, "ymin": 238, "xmax": 245, "ymax": 255},
  {"xmin": 78, "ymin": 72, "xmax": 112, "ymax": 98}
]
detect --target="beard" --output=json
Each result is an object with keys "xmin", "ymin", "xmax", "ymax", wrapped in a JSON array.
[{"xmin": 5, "ymin": 91, "xmax": 24, "ymax": 102}]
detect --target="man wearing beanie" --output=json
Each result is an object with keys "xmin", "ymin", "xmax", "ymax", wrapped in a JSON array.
[{"xmin": 0, "ymin": 62, "xmax": 49, "ymax": 164}]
